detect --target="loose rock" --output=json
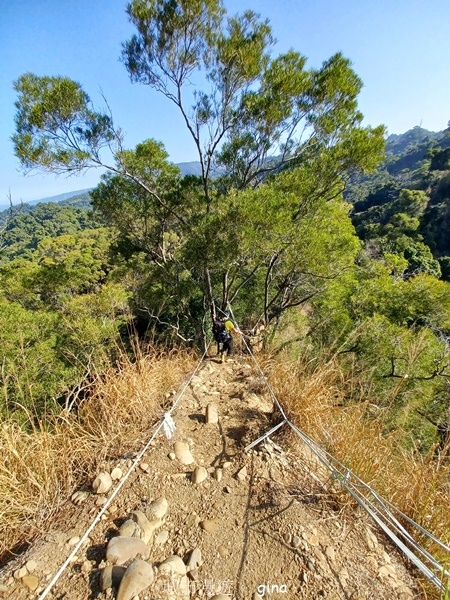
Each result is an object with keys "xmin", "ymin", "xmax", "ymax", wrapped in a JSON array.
[
  {"xmin": 148, "ymin": 496, "xmax": 168, "ymax": 519},
  {"xmin": 71, "ymin": 490, "xmax": 89, "ymax": 505},
  {"xmin": 192, "ymin": 466, "xmax": 208, "ymax": 484},
  {"xmin": 111, "ymin": 467, "xmax": 123, "ymax": 481},
  {"xmin": 22, "ymin": 575, "xmax": 39, "ymax": 592},
  {"xmin": 236, "ymin": 466, "xmax": 247, "ymax": 481},
  {"xmin": 93, "ymin": 472, "xmax": 113, "ymax": 495},
  {"xmin": 155, "ymin": 530, "xmax": 169, "ymax": 546},
  {"xmin": 119, "ymin": 519, "xmax": 140, "ymax": 538},
  {"xmin": 205, "ymin": 403, "xmax": 219, "ymax": 424},
  {"xmin": 117, "ymin": 559, "xmax": 154, "ymax": 600},
  {"xmin": 200, "ymin": 519, "xmax": 220, "ymax": 533},
  {"xmin": 131, "ymin": 511, "xmax": 162, "ymax": 544},
  {"xmin": 174, "ymin": 441, "xmax": 194, "ymax": 465},
  {"xmin": 25, "ymin": 560, "xmax": 37, "ymax": 573},
  {"xmin": 186, "ymin": 547, "xmax": 202, "ymax": 572},
  {"xmin": 214, "ymin": 468, "xmax": 223, "ymax": 482},
  {"xmin": 100, "ymin": 565, "xmax": 126, "ymax": 591},
  {"xmin": 158, "ymin": 555, "xmax": 187, "ymax": 577},
  {"xmin": 106, "ymin": 537, "xmax": 147, "ymax": 566}
]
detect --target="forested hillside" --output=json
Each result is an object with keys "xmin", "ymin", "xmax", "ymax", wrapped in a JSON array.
[{"xmin": 3, "ymin": 0, "xmax": 450, "ymax": 473}]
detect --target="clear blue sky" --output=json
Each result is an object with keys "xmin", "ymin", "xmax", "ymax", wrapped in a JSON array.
[{"xmin": 1, "ymin": 0, "xmax": 449, "ymax": 203}]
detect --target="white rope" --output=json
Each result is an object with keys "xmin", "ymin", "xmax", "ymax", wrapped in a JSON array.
[
  {"xmin": 39, "ymin": 345, "xmax": 210, "ymax": 599},
  {"xmin": 224, "ymin": 301, "xmax": 450, "ymax": 592}
]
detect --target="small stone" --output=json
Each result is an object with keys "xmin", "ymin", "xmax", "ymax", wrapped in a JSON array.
[
  {"xmin": 139, "ymin": 463, "xmax": 150, "ymax": 473},
  {"xmin": 214, "ymin": 468, "xmax": 223, "ymax": 482},
  {"xmin": 158, "ymin": 555, "xmax": 187, "ymax": 577},
  {"xmin": 111, "ymin": 467, "xmax": 123, "ymax": 481},
  {"xmin": 131, "ymin": 511, "xmax": 162, "ymax": 544},
  {"xmin": 217, "ymin": 545, "xmax": 228, "ymax": 558},
  {"xmin": 14, "ymin": 566, "xmax": 27, "ymax": 579},
  {"xmin": 168, "ymin": 452, "xmax": 176, "ymax": 460},
  {"xmin": 292, "ymin": 535, "xmax": 301, "ymax": 548},
  {"xmin": 222, "ymin": 461, "xmax": 232, "ymax": 469},
  {"xmin": 210, "ymin": 596, "xmax": 232, "ymax": 600},
  {"xmin": 224, "ymin": 486, "xmax": 232, "ymax": 494},
  {"xmin": 155, "ymin": 530, "xmax": 169, "ymax": 545},
  {"xmin": 236, "ymin": 466, "xmax": 247, "ymax": 481},
  {"xmin": 119, "ymin": 519, "xmax": 140, "ymax": 538},
  {"xmin": 106, "ymin": 537, "xmax": 147, "ymax": 566},
  {"xmin": 187, "ymin": 568, "xmax": 199, "ymax": 581},
  {"xmin": 205, "ymin": 403, "xmax": 219, "ymax": 424},
  {"xmin": 25, "ymin": 560, "xmax": 37, "ymax": 573},
  {"xmin": 67, "ymin": 536, "xmax": 80, "ymax": 547},
  {"xmin": 93, "ymin": 472, "xmax": 113, "ymax": 495},
  {"xmin": 0, "ymin": 584, "xmax": 8, "ymax": 593},
  {"xmin": 148, "ymin": 496, "xmax": 168, "ymax": 519},
  {"xmin": 200, "ymin": 519, "xmax": 220, "ymax": 533},
  {"xmin": 186, "ymin": 547, "xmax": 202, "ymax": 572},
  {"xmin": 174, "ymin": 441, "xmax": 195, "ymax": 465},
  {"xmin": 192, "ymin": 466, "xmax": 208, "ymax": 484},
  {"xmin": 22, "ymin": 575, "xmax": 39, "ymax": 592},
  {"xmin": 117, "ymin": 559, "xmax": 154, "ymax": 600},
  {"xmin": 81, "ymin": 561, "xmax": 92, "ymax": 573},
  {"xmin": 96, "ymin": 495, "xmax": 108, "ymax": 506},
  {"xmin": 308, "ymin": 534, "xmax": 318, "ymax": 546},
  {"xmin": 100, "ymin": 565, "xmax": 126, "ymax": 591},
  {"xmin": 283, "ymin": 533, "xmax": 292, "ymax": 545}
]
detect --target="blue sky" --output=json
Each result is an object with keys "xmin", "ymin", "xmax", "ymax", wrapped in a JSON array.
[{"xmin": 1, "ymin": 0, "xmax": 449, "ymax": 203}]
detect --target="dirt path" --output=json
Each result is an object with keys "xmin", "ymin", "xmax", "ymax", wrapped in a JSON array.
[{"xmin": 0, "ymin": 356, "xmax": 423, "ymax": 599}]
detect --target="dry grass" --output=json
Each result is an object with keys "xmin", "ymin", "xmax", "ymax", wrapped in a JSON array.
[
  {"xmin": 0, "ymin": 348, "xmax": 196, "ymax": 561},
  {"xmin": 265, "ymin": 350, "xmax": 450, "ymax": 583}
]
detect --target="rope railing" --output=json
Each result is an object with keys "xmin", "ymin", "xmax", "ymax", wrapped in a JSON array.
[
  {"xmin": 39, "ymin": 344, "xmax": 210, "ymax": 600},
  {"xmin": 223, "ymin": 302, "xmax": 450, "ymax": 593}
]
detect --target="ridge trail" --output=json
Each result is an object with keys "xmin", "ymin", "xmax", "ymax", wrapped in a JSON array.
[{"xmin": 0, "ymin": 355, "xmax": 422, "ymax": 599}]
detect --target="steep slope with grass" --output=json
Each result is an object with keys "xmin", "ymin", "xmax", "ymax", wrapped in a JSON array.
[{"xmin": 0, "ymin": 351, "xmax": 429, "ymax": 599}]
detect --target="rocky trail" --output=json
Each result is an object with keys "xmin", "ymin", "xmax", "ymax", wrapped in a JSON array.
[{"xmin": 0, "ymin": 355, "xmax": 423, "ymax": 599}]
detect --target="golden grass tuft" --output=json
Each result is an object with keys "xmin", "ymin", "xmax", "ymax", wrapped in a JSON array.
[
  {"xmin": 266, "ymin": 350, "xmax": 450, "ymax": 581},
  {"xmin": 0, "ymin": 348, "xmax": 196, "ymax": 561}
]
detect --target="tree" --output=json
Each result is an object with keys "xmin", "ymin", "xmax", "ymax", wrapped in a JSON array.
[{"xmin": 13, "ymin": 0, "xmax": 385, "ymax": 331}]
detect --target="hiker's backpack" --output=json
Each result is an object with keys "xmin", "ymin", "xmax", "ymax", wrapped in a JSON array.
[{"xmin": 212, "ymin": 319, "xmax": 231, "ymax": 343}]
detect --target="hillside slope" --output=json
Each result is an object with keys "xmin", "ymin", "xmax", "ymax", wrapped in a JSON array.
[{"xmin": 0, "ymin": 356, "xmax": 421, "ymax": 599}]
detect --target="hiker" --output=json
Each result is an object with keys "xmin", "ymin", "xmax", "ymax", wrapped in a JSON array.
[{"xmin": 219, "ymin": 313, "xmax": 240, "ymax": 363}]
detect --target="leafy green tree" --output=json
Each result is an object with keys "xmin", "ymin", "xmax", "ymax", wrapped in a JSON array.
[{"xmin": 13, "ymin": 0, "xmax": 384, "ymax": 324}]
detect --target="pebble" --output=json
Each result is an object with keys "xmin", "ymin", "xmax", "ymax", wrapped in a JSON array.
[
  {"xmin": 205, "ymin": 403, "xmax": 219, "ymax": 424},
  {"xmin": 96, "ymin": 495, "xmax": 107, "ymax": 506},
  {"xmin": 81, "ymin": 561, "xmax": 92, "ymax": 573},
  {"xmin": 224, "ymin": 486, "xmax": 233, "ymax": 494},
  {"xmin": 214, "ymin": 468, "xmax": 223, "ymax": 482},
  {"xmin": 22, "ymin": 575, "xmax": 39, "ymax": 592},
  {"xmin": 116, "ymin": 559, "xmax": 154, "ymax": 600},
  {"xmin": 100, "ymin": 565, "xmax": 126, "ymax": 591},
  {"xmin": 210, "ymin": 596, "xmax": 232, "ymax": 600},
  {"xmin": 158, "ymin": 555, "xmax": 187, "ymax": 576},
  {"xmin": 139, "ymin": 463, "xmax": 150, "ymax": 473},
  {"xmin": 131, "ymin": 511, "xmax": 162, "ymax": 544},
  {"xmin": 292, "ymin": 535, "xmax": 301, "ymax": 548},
  {"xmin": 25, "ymin": 560, "xmax": 37, "ymax": 573},
  {"xmin": 200, "ymin": 519, "xmax": 220, "ymax": 533},
  {"xmin": 119, "ymin": 519, "xmax": 140, "ymax": 538},
  {"xmin": 148, "ymin": 496, "xmax": 168, "ymax": 519},
  {"xmin": 283, "ymin": 533, "xmax": 292, "ymax": 545},
  {"xmin": 222, "ymin": 461, "xmax": 232, "ymax": 469},
  {"xmin": 67, "ymin": 536, "xmax": 80, "ymax": 547},
  {"xmin": 186, "ymin": 547, "xmax": 202, "ymax": 572},
  {"xmin": 14, "ymin": 566, "xmax": 27, "ymax": 579},
  {"xmin": 155, "ymin": 530, "xmax": 169, "ymax": 545},
  {"xmin": 192, "ymin": 466, "xmax": 208, "ymax": 484},
  {"xmin": 174, "ymin": 441, "xmax": 195, "ymax": 465},
  {"xmin": 106, "ymin": 537, "xmax": 147, "ymax": 566},
  {"xmin": 111, "ymin": 467, "xmax": 123, "ymax": 481},
  {"xmin": 168, "ymin": 452, "xmax": 176, "ymax": 460},
  {"xmin": 93, "ymin": 472, "xmax": 113, "ymax": 495},
  {"xmin": 326, "ymin": 546, "xmax": 336, "ymax": 562},
  {"xmin": 236, "ymin": 466, "xmax": 247, "ymax": 481},
  {"xmin": 217, "ymin": 545, "xmax": 228, "ymax": 558}
]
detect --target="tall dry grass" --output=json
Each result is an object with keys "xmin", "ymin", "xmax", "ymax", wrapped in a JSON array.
[
  {"xmin": 265, "ymin": 350, "xmax": 450, "ymax": 579},
  {"xmin": 0, "ymin": 348, "xmax": 196, "ymax": 561}
]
